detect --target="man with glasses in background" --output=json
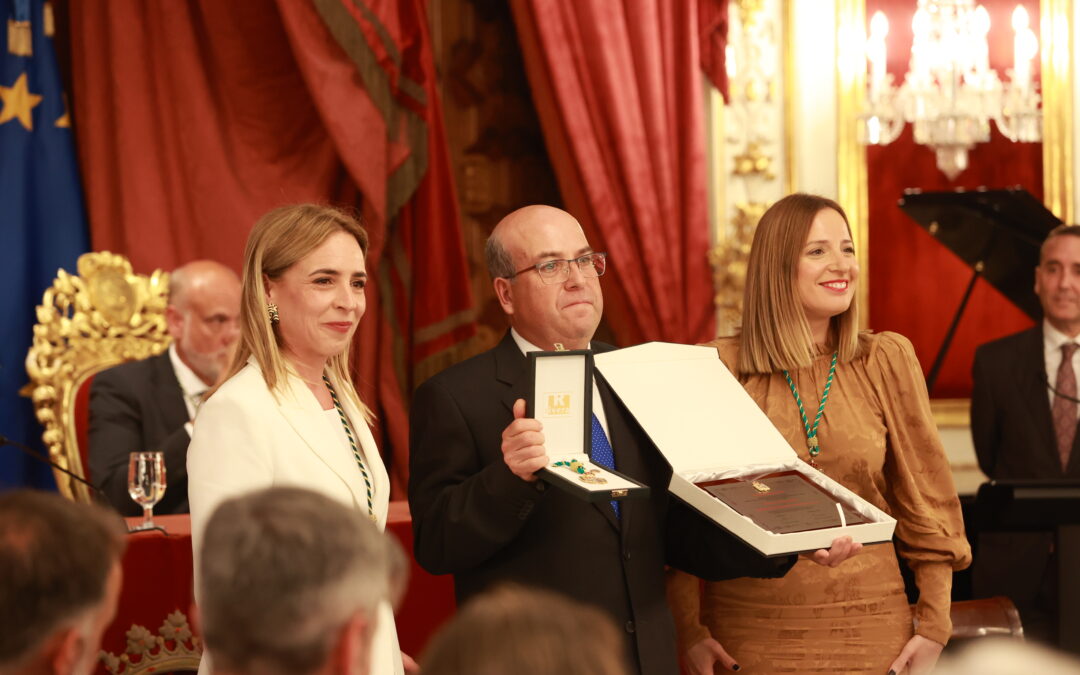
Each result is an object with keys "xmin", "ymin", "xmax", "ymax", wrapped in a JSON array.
[
  {"xmin": 408, "ymin": 205, "xmax": 857, "ymax": 675},
  {"xmin": 89, "ymin": 260, "xmax": 241, "ymax": 515}
]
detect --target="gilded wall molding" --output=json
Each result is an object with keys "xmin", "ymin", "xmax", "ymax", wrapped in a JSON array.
[
  {"xmin": 1042, "ymin": 0, "xmax": 1075, "ymax": 223},
  {"xmin": 709, "ymin": 0, "xmax": 787, "ymax": 334},
  {"xmin": 835, "ymin": 0, "xmax": 869, "ymax": 330}
]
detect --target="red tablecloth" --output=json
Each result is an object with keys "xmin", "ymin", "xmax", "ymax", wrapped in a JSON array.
[{"xmin": 97, "ymin": 504, "xmax": 455, "ymax": 672}]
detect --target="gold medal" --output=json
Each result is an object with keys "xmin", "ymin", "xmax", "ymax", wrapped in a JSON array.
[{"xmin": 579, "ymin": 470, "xmax": 608, "ymax": 485}]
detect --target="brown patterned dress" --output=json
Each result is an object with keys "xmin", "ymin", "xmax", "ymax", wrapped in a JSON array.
[{"xmin": 667, "ymin": 332, "xmax": 971, "ymax": 673}]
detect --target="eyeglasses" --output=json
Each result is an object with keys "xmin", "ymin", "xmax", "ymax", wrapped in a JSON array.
[{"xmin": 508, "ymin": 252, "xmax": 608, "ymax": 285}]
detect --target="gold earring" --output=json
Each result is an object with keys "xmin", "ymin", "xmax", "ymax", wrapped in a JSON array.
[{"xmin": 266, "ymin": 303, "xmax": 279, "ymax": 324}]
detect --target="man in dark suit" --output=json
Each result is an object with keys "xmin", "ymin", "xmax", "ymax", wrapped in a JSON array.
[
  {"xmin": 88, "ymin": 260, "xmax": 240, "ymax": 515},
  {"xmin": 409, "ymin": 205, "xmax": 858, "ymax": 675},
  {"xmin": 971, "ymin": 223, "xmax": 1080, "ymax": 642}
]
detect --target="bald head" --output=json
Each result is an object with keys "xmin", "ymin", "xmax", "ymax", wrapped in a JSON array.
[
  {"xmin": 169, "ymin": 260, "xmax": 239, "ymax": 309},
  {"xmin": 487, "ymin": 206, "xmax": 604, "ymax": 350},
  {"xmin": 486, "ymin": 206, "xmax": 585, "ymax": 279},
  {"xmin": 166, "ymin": 260, "xmax": 242, "ymax": 386}
]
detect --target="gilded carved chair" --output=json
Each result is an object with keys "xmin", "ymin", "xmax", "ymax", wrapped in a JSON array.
[
  {"xmin": 24, "ymin": 252, "xmax": 171, "ymax": 503},
  {"xmin": 24, "ymin": 254, "xmax": 202, "ymax": 673}
]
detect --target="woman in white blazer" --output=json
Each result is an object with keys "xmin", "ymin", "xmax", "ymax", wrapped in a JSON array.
[{"xmin": 188, "ymin": 204, "xmax": 410, "ymax": 675}]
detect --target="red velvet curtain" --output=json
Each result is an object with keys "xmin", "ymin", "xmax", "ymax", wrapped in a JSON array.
[
  {"xmin": 68, "ymin": 0, "xmax": 474, "ymax": 493},
  {"xmin": 510, "ymin": 0, "xmax": 716, "ymax": 346}
]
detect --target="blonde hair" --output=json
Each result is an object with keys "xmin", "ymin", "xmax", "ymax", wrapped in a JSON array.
[
  {"xmin": 216, "ymin": 204, "xmax": 372, "ymax": 422},
  {"xmin": 738, "ymin": 193, "xmax": 862, "ymax": 374}
]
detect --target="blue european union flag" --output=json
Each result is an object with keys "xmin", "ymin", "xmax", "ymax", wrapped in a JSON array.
[{"xmin": 0, "ymin": 0, "xmax": 89, "ymax": 490}]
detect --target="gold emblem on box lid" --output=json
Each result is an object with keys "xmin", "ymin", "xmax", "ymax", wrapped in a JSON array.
[{"xmin": 544, "ymin": 392, "xmax": 573, "ymax": 417}]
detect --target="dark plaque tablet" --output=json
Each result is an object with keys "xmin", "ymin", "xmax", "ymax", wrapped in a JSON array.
[{"xmin": 699, "ymin": 472, "xmax": 870, "ymax": 535}]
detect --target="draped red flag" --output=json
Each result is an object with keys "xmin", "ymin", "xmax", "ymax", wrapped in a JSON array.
[{"xmin": 68, "ymin": 0, "xmax": 474, "ymax": 493}]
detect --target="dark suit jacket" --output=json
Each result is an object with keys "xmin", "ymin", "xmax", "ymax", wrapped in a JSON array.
[
  {"xmin": 88, "ymin": 352, "xmax": 192, "ymax": 515},
  {"xmin": 971, "ymin": 326, "xmax": 1080, "ymax": 479},
  {"xmin": 409, "ymin": 332, "xmax": 794, "ymax": 675},
  {"xmin": 970, "ymin": 326, "xmax": 1080, "ymax": 634}
]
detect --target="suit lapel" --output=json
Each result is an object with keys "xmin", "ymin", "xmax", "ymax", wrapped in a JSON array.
[
  {"xmin": 1018, "ymin": 328, "xmax": 1059, "ymax": 472},
  {"xmin": 151, "ymin": 351, "xmax": 190, "ymax": 429},
  {"xmin": 592, "ymin": 368, "xmax": 623, "ymax": 532},
  {"xmin": 494, "ymin": 331, "xmax": 531, "ymax": 414},
  {"xmin": 273, "ymin": 369, "xmax": 369, "ymax": 512},
  {"xmin": 498, "ymin": 333, "xmax": 623, "ymax": 531}
]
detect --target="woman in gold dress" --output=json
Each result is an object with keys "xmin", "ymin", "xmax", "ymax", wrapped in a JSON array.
[{"xmin": 667, "ymin": 193, "xmax": 971, "ymax": 674}]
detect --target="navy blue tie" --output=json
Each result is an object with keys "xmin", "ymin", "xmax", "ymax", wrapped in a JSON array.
[{"xmin": 590, "ymin": 413, "xmax": 620, "ymax": 518}]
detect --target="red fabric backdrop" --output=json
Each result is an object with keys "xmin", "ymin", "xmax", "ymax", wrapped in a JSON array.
[
  {"xmin": 510, "ymin": 0, "xmax": 716, "ymax": 347},
  {"xmin": 67, "ymin": 0, "xmax": 475, "ymax": 492},
  {"xmin": 866, "ymin": 0, "xmax": 1041, "ymax": 398}
]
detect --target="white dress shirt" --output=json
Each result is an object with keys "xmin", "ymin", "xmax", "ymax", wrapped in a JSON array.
[{"xmin": 168, "ymin": 343, "xmax": 209, "ymax": 434}]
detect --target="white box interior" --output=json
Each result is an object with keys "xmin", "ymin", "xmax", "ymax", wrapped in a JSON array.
[
  {"xmin": 595, "ymin": 342, "xmax": 897, "ymax": 555},
  {"xmin": 532, "ymin": 353, "xmax": 588, "ymax": 457}
]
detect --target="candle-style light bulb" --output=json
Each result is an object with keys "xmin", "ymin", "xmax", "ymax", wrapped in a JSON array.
[
  {"xmin": 867, "ymin": 11, "xmax": 889, "ymax": 99},
  {"xmin": 1012, "ymin": 5, "xmax": 1033, "ymax": 90}
]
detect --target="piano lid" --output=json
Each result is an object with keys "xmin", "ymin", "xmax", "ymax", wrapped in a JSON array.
[{"xmin": 898, "ymin": 187, "xmax": 1061, "ymax": 320}]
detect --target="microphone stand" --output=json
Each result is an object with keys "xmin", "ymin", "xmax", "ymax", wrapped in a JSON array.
[{"xmin": 0, "ymin": 435, "xmax": 167, "ymax": 535}]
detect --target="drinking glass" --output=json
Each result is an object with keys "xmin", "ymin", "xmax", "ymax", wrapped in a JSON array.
[{"xmin": 128, "ymin": 451, "xmax": 166, "ymax": 532}]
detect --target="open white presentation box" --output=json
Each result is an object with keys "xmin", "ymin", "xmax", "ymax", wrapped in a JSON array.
[
  {"xmin": 526, "ymin": 350, "xmax": 649, "ymax": 502},
  {"xmin": 594, "ymin": 342, "xmax": 896, "ymax": 556}
]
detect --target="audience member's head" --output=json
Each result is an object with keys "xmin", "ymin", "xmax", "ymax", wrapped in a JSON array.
[
  {"xmin": 0, "ymin": 490, "xmax": 126, "ymax": 675},
  {"xmin": 198, "ymin": 486, "xmax": 403, "ymax": 675},
  {"xmin": 421, "ymin": 585, "xmax": 630, "ymax": 675},
  {"xmin": 166, "ymin": 260, "xmax": 242, "ymax": 386},
  {"xmin": 933, "ymin": 637, "xmax": 1080, "ymax": 675}
]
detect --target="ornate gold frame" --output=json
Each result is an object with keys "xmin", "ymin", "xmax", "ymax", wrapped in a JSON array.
[
  {"xmin": 1041, "ymin": 0, "xmax": 1075, "ymax": 223},
  {"xmin": 835, "ymin": 0, "xmax": 870, "ymax": 327},
  {"xmin": 24, "ymin": 253, "xmax": 171, "ymax": 502},
  {"xmin": 835, "ymin": 0, "xmax": 1074, "ymax": 428}
]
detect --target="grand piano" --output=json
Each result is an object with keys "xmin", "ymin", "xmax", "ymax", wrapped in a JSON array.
[{"xmin": 900, "ymin": 188, "xmax": 1080, "ymax": 653}]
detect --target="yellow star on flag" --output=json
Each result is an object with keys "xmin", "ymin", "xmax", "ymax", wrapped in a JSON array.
[{"xmin": 0, "ymin": 73, "xmax": 43, "ymax": 131}]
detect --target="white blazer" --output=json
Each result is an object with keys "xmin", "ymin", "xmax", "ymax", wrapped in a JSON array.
[{"xmin": 188, "ymin": 357, "xmax": 402, "ymax": 675}]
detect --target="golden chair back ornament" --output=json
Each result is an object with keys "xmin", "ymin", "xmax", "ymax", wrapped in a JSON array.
[{"xmin": 24, "ymin": 252, "xmax": 171, "ymax": 503}]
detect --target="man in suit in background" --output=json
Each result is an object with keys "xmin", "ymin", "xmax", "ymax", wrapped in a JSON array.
[
  {"xmin": 89, "ymin": 260, "xmax": 240, "ymax": 515},
  {"xmin": 971, "ymin": 223, "xmax": 1080, "ymax": 642},
  {"xmin": 0, "ymin": 490, "xmax": 126, "ymax": 675},
  {"xmin": 408, "ymin": 205, "xmax": 858, "ymax": 675}
]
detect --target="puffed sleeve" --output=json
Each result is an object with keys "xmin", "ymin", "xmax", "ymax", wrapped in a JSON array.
[
  {"xmin": 666, "ymin": 568, "xmax": 714, "ymax": 656},
  {"xmin": 868, "ymin": 332, "xmax": 972, "ymax": 644}
]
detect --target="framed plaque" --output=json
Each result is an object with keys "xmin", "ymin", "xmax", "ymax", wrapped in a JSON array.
[{"xmin": 698, "ymin": 471, "xmax": 870, "ymax": 535}]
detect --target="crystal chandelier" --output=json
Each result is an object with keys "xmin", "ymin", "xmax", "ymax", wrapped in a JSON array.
[{"xmin": 858, "ymin": 0, "xmax": 1041, "ymax": 180}]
